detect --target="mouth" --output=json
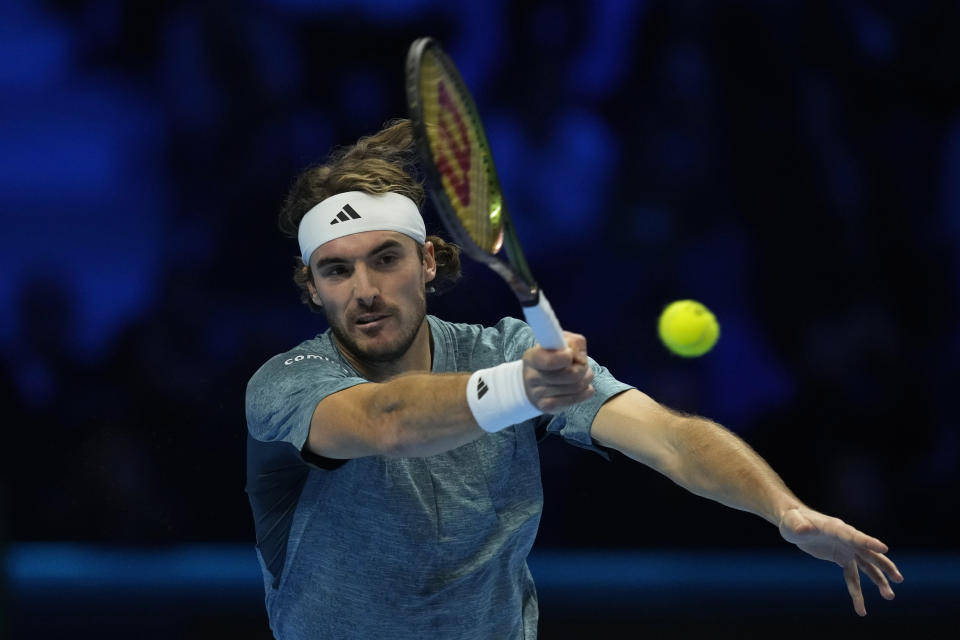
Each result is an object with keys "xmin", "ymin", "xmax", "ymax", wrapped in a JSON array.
[{"xmin": 355, "ymin": 313, "xmax": 391, "ymax": 330}]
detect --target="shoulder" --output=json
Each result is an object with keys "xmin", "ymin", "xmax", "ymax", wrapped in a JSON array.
[
  {"xmin": 429, "ymin": 315, "xmax": 535, "ymax": 366},
  {"xmin": 246, "ymin": 334, "xmax": 353, "ymax": 392},
  {"xmin": 431, "ymin": 314, "xmax": 533, "ymax": 340},
  {"xmin": 245, "ymin": 333, "xmax": 367, "ymax": 443}
]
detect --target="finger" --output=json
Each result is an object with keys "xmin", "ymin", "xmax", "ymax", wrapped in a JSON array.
[
  {"xmin": 848, "ymin": 529, "xmax": 889, "ymax": 554},
  {"xmin": 856, "ymin": 552, "xmax": 895, "ymax": 600},
  {"xmin": 533, "ymin": 383, "xmax": 594, "ymax": 400},
  {"xmin": 821, "ymin": 519, "xmax": 898, "ymax": 574},
  {"xmin": 562, "ymin": 331, "xmax": 587, "ymax": 355},
  {"xmin": 843, "ymin": 560, "xmax": 866, "ymax": 617},
  {"xmin": 819, "ymin": 517, "xmax": 890, "ymax": 555},
  {"xmin": 524, "ymin": 347, "xmax": 574, "ymax": 371},
  {"xmin": 859, "ymin": 548, "xmax": 904, "ymax": 584},
  {"xmin": 527, "ymin": 369, "xmax": 593, "ymax": 398},
  {"xmin": 538, "ymin": 385, "xmax": 594, "ymax": 411},
  {"xmin": 538, "ymin": 363, "xmax": 594, "ymax": 385}
]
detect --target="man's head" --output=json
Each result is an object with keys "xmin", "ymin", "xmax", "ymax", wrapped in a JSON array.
[{"xmin": 277, "ymin": 119, "xmax": 461, "ymax": 362}]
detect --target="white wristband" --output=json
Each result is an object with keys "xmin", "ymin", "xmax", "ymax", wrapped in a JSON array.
[{"xmin": 466, "ymin": 361, "xmax": 541, "ymax": 433}]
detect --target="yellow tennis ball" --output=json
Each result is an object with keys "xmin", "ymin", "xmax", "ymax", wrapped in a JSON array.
[{"xmin": 658, "ymin": 300, "xmax": 720, "ymax": 357}]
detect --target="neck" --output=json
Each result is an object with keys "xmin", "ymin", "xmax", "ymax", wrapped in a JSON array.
[{"xmin": 337, "ymin": 318, "xmax": 433, "ymax": 382}]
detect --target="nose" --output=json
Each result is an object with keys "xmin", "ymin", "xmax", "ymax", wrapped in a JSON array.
[{"xmin": 353, "ymin": 264, "xmax": 380, "ymax": 307}]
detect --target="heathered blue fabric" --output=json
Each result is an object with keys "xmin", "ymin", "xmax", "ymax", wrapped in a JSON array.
[{"xmin": 245, "ymin": 315, "xmax": 632, "ymax": 639}]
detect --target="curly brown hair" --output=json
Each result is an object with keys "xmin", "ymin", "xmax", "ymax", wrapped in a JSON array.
[{"xmin": 278, "ymin": 119, "xmax": 461, "ymax": 312}]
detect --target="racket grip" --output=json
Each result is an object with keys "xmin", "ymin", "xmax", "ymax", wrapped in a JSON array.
[{"xmin": 522, "ymin": 291, "xmax": 567, "ymax": 350}]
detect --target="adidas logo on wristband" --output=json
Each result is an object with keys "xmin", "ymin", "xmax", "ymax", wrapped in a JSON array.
[{"xmin": 466, "ymin": 361, "xmax": 540, "ymax": 433}]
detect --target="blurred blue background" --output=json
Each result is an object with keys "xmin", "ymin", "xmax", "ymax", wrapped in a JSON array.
[{"xmin": 1, "ymin": 0, "xmax": 958, "ymax": 637}]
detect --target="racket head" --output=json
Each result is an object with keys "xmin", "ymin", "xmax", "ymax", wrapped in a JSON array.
[
  {"xmin": 406, "ymin": 38, "xmax": 512, "ymax": 265},
  {"xmin": 406, "ymin": 38, "xmax": 566, "ymax": 347}
]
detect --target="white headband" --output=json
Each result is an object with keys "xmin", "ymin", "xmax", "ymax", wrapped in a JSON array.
[{"xmin": 297, "ymin": 191, "xmax": 426, "ymax": 266}]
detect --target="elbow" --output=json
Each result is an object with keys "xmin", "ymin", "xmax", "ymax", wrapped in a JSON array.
[
  {"xmin": 375, "ymin": 409, "xmax": 443, "ymax": 458},
  {"xmin": 352, "ymin": 381, "xmax": 421, "ymax": 458},
  {"xmin": 368, "ymin": 403, "xmax": 413, "ymax": 458},
  {"xmin": 377, "ymin": 420, "xmax": 406, "ymax": 457},
  {"xmin": 377, "ymin": 419, "xmax": 421, "ymax": 458}
]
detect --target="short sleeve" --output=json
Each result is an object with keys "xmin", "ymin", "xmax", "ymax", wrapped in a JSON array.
[
  {"xmin": 245, "ymin": 348, "xmax": 368, "ymax": 587},
  {"xmin": 245, "ymin": 350, "xmax": 369, "ymax": 450},
  {"xmin": 543, "ymin": 357, "xmax": 633, "ymax": 459},
  {"xmin": 497, "ymin": 316, "xmax": 538, "ymax": 361}
]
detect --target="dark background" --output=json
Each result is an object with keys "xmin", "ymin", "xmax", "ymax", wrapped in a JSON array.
[{"xmin": 2, "ymin": 0, "xmax": 958, "ymax": 636}]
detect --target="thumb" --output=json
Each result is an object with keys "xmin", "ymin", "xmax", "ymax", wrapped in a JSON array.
[
  {"xmin": 524, "ymin": 345, "xmax": 573, "ymax": 371},
  {"xmin": 780, "ymin": 508, "xmax": 816, "ymax": 538}
]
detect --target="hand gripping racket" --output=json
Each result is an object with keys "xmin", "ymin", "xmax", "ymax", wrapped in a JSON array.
[{"xmin": 405, "ymin": 37, "xmax": 567, "ymax": 350}]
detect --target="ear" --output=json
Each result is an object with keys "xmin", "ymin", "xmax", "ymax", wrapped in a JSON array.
[
  {"xmin": 422, "ymin": 241, "xmax": 437, "ymax": 284},
  {"xmin": 306, "ymin": 278, "xmax": 323, "ymax": 308}
]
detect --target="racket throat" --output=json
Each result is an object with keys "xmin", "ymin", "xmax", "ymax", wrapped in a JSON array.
[{"xmin": 486, "ymin": 259, "xmax": 540, "ymax": 305}]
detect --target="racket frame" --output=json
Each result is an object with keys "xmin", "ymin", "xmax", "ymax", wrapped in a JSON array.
[{"xmin": 405, "ymin": 37, "xmax": 541, "ymax": 306}]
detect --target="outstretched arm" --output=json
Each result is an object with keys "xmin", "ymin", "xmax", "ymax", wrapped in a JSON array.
[{"xmin": 590, "ymin": 388, "xmax": 903, "ymax": 616}]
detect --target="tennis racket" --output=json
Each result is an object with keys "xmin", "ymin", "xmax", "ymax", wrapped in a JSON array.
[{"xmin": 405, "ymin": 37, "xmax": 567, "ymax": 350}]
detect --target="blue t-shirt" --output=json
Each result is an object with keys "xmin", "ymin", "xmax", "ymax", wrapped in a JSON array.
[{"xmin": 245, "ymin": 315, "xmax": 632, "ymax": 639}]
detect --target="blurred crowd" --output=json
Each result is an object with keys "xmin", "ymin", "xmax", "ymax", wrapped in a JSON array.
[{"xmin": 1, "ymin": 1, "xmax": 958, "ymax": 549}]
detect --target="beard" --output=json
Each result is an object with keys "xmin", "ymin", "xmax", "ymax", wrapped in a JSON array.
[{"xmin": 325, "ymin": 293, "xmax": 427, "ymax": 365}]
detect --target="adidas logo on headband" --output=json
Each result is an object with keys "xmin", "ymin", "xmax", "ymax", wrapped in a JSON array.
[
  {"xmin": 330, "ymin": 203, "xmax": 362, "ymax": 225},
  {"xmin": 298, "ymin": 191, "xmax": 426, "ymax": 266}
]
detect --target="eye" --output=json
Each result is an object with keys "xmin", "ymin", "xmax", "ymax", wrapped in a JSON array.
[
  {"xmin": 378, "ymin": 253, "xmax": 399, "ymax": 266},
  {"xmin": 322, "ymin": 265, "xmax": 347, "ymax": 278}
]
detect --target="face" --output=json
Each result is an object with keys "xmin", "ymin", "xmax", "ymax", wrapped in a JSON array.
[{"xmin": 307, "ymin": 231, "xmax": 436, "ymax": 365}]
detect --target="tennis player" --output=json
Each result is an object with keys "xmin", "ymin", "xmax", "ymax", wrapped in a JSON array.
[{"xmin": 245, "ymin": 120, "xmax": 902, "ymax": 639}]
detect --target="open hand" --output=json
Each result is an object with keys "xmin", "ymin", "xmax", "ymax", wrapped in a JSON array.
[{"xmin": 779, "ymin": 506, "xmax": 904, "ymax": 616}]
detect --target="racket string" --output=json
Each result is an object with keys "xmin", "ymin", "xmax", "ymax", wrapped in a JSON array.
[{"xmin": 420, "ymin": 50, "xmax": 503, "ymax": 254}]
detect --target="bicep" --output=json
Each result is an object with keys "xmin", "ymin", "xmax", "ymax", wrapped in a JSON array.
[
  {"xmin": 307, "ymin": 382, "xmax": 392, "ymax": 460},
  {"xmin": 590, "ymin": 388, "xmax": 683, "ymax": 472}
]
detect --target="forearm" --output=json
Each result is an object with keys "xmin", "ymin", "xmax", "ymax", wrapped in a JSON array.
[
  {"xmin": 662, "ymin": 416, "xmax": 803, "ymax": 525},
  {"xmin": 592, "ymin": 390, "xmax": 802, "ymax": 525},
  {"xmin": 373, "ymin": 372, "xmax": 484, "ymax": 457},
  {"xmin": 307, "ymin": 371, "xmax": 485, "ymax": 459}
]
